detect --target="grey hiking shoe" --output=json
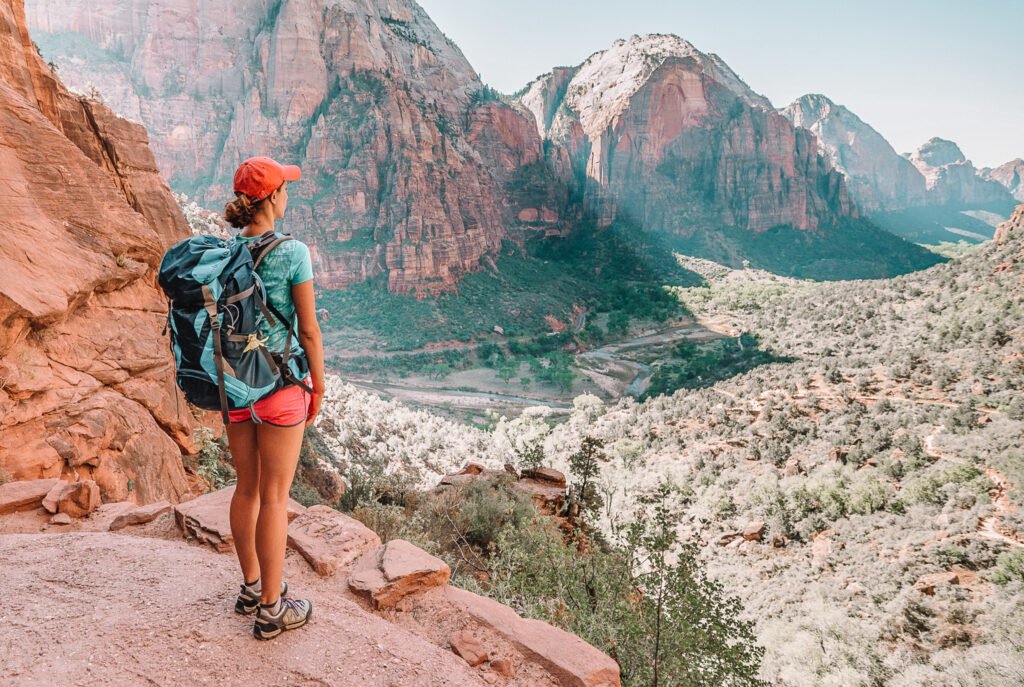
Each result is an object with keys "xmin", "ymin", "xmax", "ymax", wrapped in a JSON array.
[
  {"xmin": 253, "ymin": 597, "xmax": 313, "ymax": 640},
  {"xmin": 235, "ymin": 579, "xmax": 288, "ymax": 615}
]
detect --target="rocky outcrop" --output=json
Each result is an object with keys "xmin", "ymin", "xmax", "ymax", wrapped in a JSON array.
[
  {"xmin": 0, "ymin": 0, "xmax": 196, "ymax": 505},
  {"xmin": 173, "ymin": 485, "xmax": 305, "ymax": 552},
  {"xmin": 781, "ymin": 94, "xmax": 928, "ymax": 212},
  {"xmin": 0, "ymin": 478, "xmax": 61, "ymax": 514},
  {"xmin": 287, "ymin": 503, "xmax": 381, "ymax": 576},
  {"xmin": 906, "ymin": 138, "xmax": 1014, "ymax": 206},
  {"xmin": 349, "ymin": 538, "xmax": 452, "ymax": 609},
  {"xmin": 982, "ymin": 158, "xmax": 1024, "ymax": 201},
  {"xmin": 28, "ymin": 0, "xmax": 557, "ymax": 295},
  {"xmin": 1, "ymin": 507, "xmax": 622, "ymax": 686},
  {"xmin": 994, "ymin": 203, "xmax": 1024, "ymax": 244},
  {"xmin": 518, "ymin": 34, "xmax": 857, "ymax": 235}
]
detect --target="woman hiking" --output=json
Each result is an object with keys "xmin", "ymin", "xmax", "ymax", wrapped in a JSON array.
[{"xmin": 222, "ymin": 156, "xmax": 325, "ymax": 640}]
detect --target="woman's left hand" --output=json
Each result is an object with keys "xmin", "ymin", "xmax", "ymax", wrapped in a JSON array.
[{"xmin": 305, "ymin": 388, "xmax": 323, "ymax": 428}]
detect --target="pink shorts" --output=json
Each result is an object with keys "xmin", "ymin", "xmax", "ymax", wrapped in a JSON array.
[{"xmin": 227, "ymin": 378, "xmax": 313, "ymax": 427}]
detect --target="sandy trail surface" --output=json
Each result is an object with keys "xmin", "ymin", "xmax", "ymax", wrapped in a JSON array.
[{"xmin": 0, "ymin": 531, "xmax": 498, "ymax": 687}]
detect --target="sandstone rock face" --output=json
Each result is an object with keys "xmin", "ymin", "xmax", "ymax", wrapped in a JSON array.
[
  {"xmin": 907, "ymin": 138, "xmax": 1015, "ymax": 206},
  {"xmin": 519, "ymin": 34, "xmax": 856, "ymax": 235},
  {"xmin": 0, "ymin": 0, "xmax": 197, "ymax": 505},
  {"xmin": 173, "ymin": 485, "xmax": 306, "ymax": 552},
  {"xmin": 28, "ymin": 0, "xmax": 555, "ymax": 295},
  {"xmin": 994, "ymin": 203, "xmax": 1024, "ymax": 244},
  {"xmin": 348, "ymin": 538, "xmax": 451, "ymax": 609},
  {"xmin": 781, "ymin": 94, "xmax": 928, "ymax": 212},
  {"xmin": 56, "ymin": 479, "xmax": 100, "ymax": 518},
  {"xmin": 108, "ymin": 500, "xmax": 173, "ymax": 531},
  {"xmin": 982, "ymin": 158, "xmax": 1024, "ymax": 201},
  {"xmin": 0, "ymin": 478, "xmax": 61, "ymax": 514},
  {"xmin": 287, "ymin": 504, "xmax": 382, "ymax": 577},
  {"xmin": 446, "ymin": 585, "xmax": 621, "ymax": 687}
]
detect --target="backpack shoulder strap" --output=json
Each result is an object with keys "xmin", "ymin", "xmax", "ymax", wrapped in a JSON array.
[{"xmin": 249, "ymin": 231, "xmax": 293, "ymax": 270}]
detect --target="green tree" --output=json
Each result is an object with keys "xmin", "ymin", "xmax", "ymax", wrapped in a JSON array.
[
  {"xmin": 614, "ymin": 482, "xmax": 767, "ymax": 686},
  {"xmin": 567, "ymin": 437, "xmax": 606, "ymax": 526}
]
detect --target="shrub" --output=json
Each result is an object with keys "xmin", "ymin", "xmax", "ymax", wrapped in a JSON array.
[
  {"xmin": 195, "ymin": 427, "xmax": 235, "ymax": 492},
  {"xmin": 990, "ymin": 550, "xmax": 1024, "ymax": 586}
]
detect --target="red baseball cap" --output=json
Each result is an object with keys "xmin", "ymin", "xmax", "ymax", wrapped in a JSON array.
[{"xmin": 233, "ymin": 156, "xmax": 302, "ymax": 201}]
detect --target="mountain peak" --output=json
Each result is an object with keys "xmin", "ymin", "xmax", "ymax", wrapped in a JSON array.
[
  {"xmin": 781, "ymin": 94, "xmax": 849, "ymax": 128},
  {"xmin": 545, "ymin": 33, "xmax": 770, "ymax": 138},
  {"xmin": 914, "ymin": 137, "xmax": 967, "ymax": 166}
]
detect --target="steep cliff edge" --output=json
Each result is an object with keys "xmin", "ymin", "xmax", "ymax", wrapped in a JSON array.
[
  {"xmin": 0, "ymin": 0, "xmax": 196, "ymax": 504},
  {"xmin": 0, "ymin": 489, "xmax": 621, "ymax": 686},
  {"xmin": 982, "ymin": 158, "xmax": 1024, "ymax": 202},
  {"xmin": 780, "ymin": 93, "xmax": 929, "ymax": 213},
  {"xmin": 907, "ymin": 137, "xmax": 1015, "ymax": 207},
  {"xmin": 519, "ymin": 34, "xmax": 856, "ymax": 235},
  {"xmin": 781, "ymin": 96, "xmax": 1017, "ymax": 244},
  {"xmin": 27, "ymin": 0, "xmax": 559, "ymax": 295}
]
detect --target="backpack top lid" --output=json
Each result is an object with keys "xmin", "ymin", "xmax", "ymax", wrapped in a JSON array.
[{"xmin": 158, "ymin": 234, "xmax": 254, "ymax": 307}]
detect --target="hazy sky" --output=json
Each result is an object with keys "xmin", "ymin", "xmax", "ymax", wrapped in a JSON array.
[{"xmin": 417, "ymin": 0, "xmax": 1023, "ymax": 168}]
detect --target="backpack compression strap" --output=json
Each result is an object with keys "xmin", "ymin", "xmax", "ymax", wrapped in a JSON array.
[{"xmin": 202, "ymin": 284, "xmax": 232, "ymax": 424}]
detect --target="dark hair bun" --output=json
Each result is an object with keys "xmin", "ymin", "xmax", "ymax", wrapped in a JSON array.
[{"xmin": 224, "ymin": 193, "xmax": 259, "ymax": 228}]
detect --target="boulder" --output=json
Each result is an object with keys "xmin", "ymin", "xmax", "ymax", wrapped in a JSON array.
[
  {"xmin": 449, "ymin": 630, "xmax": 489, "ymax": 667},
  {"xmin": 446, "ymin": 586, "xmax": 620, "ymax": 687},
  {"xmin": 0, "ymin": 479, "xmax": 61, "ymax": 515},
  {"xmin": 286, "ymin": 505, "xmax": 381, "ymax": 577},
  {"xmin": 109, "ymin": 501, "xmax": 173, "ymax": 531},
  {"xmin": 520, "ymin": 467, "xmax": 567, "ymax": 488},
  {"xmin": 174, "ymin": 486, "xmax": 305, "ymax": 553},
  {"xmin": 490, "ymin": 656, "xmax": 514, "ymax": 677},
  {"xmin": 57, "ymin": 481, "xmax": 101, "ymax": 518},
  {"xmin": 49, "ymin": 513, "xmax": 73, "ymax": 525},
  {"xmin": 716, "ymin": 531, "xmax": 742, "ymax": 547},
  {"xmin": 915, "ymin": 572, "xmax": 959, "ymax": 595},
  {"xmin": 742, "ymin": 521, "xmax": 766, "ymax": 542},
  {"xmin": 512, "ymin": 478, "xmax": 566, "ymax": 514},
  {"xmin": 348, "ymin": 539, "xmax": 451, "ymax": 609},
  {"xmin": 42, "ymin": 481, "xmax": 67, "ymax": 514}
]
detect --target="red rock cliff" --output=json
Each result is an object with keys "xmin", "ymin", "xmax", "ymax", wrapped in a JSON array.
[
  {"xmin": 0, "ymin": 0, "xmax": 196, "ymax": 504},
  {"xmin": 27, "ymin": 0, "xmax": 556, "ymax": 295},
  {"xmin": 520, "ymin": 35, "xmax": 857, "ymax": 235}
]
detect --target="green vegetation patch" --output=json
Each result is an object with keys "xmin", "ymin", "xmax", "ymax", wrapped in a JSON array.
[{"xmin": 318, "ymin": 225, "xmax": 701, "ymax": 352}]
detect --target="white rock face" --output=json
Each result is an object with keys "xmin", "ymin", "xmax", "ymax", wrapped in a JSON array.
[
  {"xmin": 907, "ymin": 137, "xmax": 1014, "ymax": 204},
  {"xmin": 982, "ymin": 158, "xmax": 1024, "ymax": 201},
  {"xmin": 521, "ymin": 34, "xmax": 771, "ymax": 140},
  {"xmin": 781, "ymin": 94, "xmax": 928, "ymax": 212}
]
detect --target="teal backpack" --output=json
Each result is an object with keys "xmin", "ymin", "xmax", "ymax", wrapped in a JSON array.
[{"xmin": 157, "ymin": 231, "xmax": 311, "ymax": 424}]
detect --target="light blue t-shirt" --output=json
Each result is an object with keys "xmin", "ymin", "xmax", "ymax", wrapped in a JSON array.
[{"xmin": 231, "ymin": 233, "xmax": 314, "ymax": 355}]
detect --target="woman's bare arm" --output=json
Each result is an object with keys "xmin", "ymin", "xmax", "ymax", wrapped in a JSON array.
[{"xmin": 291, "ymin": 279, "xmax": 325, "ymax": 425}]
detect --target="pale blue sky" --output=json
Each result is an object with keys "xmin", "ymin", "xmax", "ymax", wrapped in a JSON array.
[{"xmin": 418, "ymin": 0, "xmax": 1023, "ymax": 168}]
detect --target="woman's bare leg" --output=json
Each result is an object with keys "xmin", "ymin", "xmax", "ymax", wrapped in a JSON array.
[
  {"xmin": 254, "ymin": 422, "xmax": 304, "ymax": 604},
  {"xmin": 226, "ymin": 421, "xmax": 261, "ymax": 584}
]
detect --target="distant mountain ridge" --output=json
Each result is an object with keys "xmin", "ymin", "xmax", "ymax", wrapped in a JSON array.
[
  {"xmin": 781, "ymin": 95, "xmax": 1018, "ymax": 243},
  {"xmin": 983, "ymin": 158, "xmax": 1024, "ymax": 201},
  {"xmin": 27, "ymin": 0, "xmax": 563, "ymax": 295},
  {"xmin": 30, "ymin": 7, "xmax": 939, "ymax": 284},
  {"xmin": 518, "ymin": 34, "xmax": 855, "ymax": 233}
]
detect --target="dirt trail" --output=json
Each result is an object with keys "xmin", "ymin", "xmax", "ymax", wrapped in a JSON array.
[
  {"xmin": 922, "ymin": 426, "xmax": 1023, "ymax": 549},
  {"xmin": 979, "ymin": 467, "xmax": 1023, "ymax": 549},
  {"xmin": 0, "ymin": 531, "xmax": 537, "ymax": 687}
]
